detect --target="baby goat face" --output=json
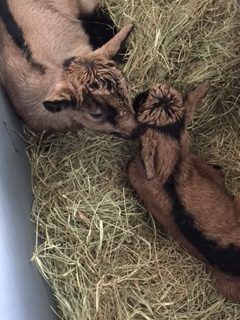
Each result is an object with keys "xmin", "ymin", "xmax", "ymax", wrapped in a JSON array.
[{"xmin": 44, "ymin": 55, "xmax": 136, "ymax": 138}]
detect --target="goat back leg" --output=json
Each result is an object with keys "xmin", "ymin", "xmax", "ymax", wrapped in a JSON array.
[
  {"xmin": 127, "ymin": 155, "xmax": 146, "ymax": 188},
  {"xmin": 191, "ymin": 155, "xmax": 225, "ymax": 187},
  {"xmin": 213, "ymin": 271, "xmax": 240, "ymax": 303}
]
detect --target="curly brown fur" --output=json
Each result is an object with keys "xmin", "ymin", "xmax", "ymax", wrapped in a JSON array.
[
  {"xmin": 137, "ymin": 85, "xmax": 185, "ymax": 127},
  {"xmin": 0, "ymin": 0, "xmax": 136, "ymax": 136},
  {"xmin": 128, "ymin": 81, "xmax": 240, "ymax": 302}
]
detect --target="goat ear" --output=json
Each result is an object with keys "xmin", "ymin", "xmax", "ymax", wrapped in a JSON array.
[
  {"xmin": 185, "ymin": 81, "xmax": 209, "ymax": 123},
  {"xmin": 141, "ymin": 142, "xmax": 157, "ymax": 180},
  {"xmin": 186, "ymin": 81, "xmax": 209, "ymax": 107},
  {"xmin": 92, "ymin": 23, "xmax": 133, "ymax": 60},
  {"xmin": 133, "ymin": 90, "xmax": 150, "ymax": 112}
]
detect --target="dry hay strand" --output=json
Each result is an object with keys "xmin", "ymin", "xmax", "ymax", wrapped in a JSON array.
[{"xmin": 29, "ymin": 0, "xmax": 240, "ymax": 319}]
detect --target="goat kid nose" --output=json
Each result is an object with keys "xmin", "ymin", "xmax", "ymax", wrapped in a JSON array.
[{"xmin": 112, "ymin": 126, "xmax": 139, "ymax": 140}]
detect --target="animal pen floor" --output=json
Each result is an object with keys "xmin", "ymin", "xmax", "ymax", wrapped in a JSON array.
[{"xmin": 29, "ymin": 0, "xmax": 240, "ymax": 319}]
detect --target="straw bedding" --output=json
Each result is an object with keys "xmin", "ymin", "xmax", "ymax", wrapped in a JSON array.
[{"xmin": 29, "ymin": 0, "xmax": 240, "ymax": 319}]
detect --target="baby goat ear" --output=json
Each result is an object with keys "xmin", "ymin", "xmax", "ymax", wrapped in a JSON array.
[
  {"xmin": 93, "ymin": 23, "xmax": 133, "ymax": 60},
  {"xmin": 185, "ymin": 81, "xmax": 210, "ymax": 123},
  {"xmin": 133, "ymin": 90, "xmax": 149, "ymax": 113}
]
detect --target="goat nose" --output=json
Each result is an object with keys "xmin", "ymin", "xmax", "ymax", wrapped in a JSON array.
[{"xmin": 112, "ymin": 126, "xmax": 139, "ymax": 140}]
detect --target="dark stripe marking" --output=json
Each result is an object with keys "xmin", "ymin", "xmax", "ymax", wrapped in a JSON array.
[
  {"xmin": 140, "ymin": 117, "xmax": 185, "ymax": 142},
  {"xmin": 63, "ymin": 57, "xmax": 76, "ymax": 70},
  {"xmin": 164, "ymin": 161, "xmax": 240, "ymax": 276},
  {"xmin": 0, "ymin": 0, "xmax": 46, "ymax": 74}
]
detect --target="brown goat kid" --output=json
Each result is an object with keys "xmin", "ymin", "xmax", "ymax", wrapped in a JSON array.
[
  {"xmin": 128, "ymin": 82, "xmax": 240, "ymax": 302},
  {"xmin": 0, "ymin": 0, "xmax": 137, "ymax": 137}
]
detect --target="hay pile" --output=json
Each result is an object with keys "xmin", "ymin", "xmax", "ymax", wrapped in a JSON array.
[{"xmin": 29, "ymin": 0, "xmax": 240, "ymax": 319}]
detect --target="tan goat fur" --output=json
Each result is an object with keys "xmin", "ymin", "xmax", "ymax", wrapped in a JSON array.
[
  {"xmin": 128, "ymin": 82, "xmax": 240, "ymax": 302},
  {"xmin": 0, "ymin": 0, "xmax": 137, "ymax": 136}
]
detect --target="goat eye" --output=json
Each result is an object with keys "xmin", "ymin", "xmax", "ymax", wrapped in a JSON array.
[
  {"xmin": 89, "ymin": 110, "xmax": 104, "ymax": 120},
  {"xmin": 106, "ymin": 80, "xmax": 113, "ymax": 92},
  {"xmin": 89, "ymin": 81, "xmax": 99, "ymax": 91}
]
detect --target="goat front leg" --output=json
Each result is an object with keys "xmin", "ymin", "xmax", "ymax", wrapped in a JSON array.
[{"xmin": 127, "ymin": 153, "xmax": 158, "ymax": 200}]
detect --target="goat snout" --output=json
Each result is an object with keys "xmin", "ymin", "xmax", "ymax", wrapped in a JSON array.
[{"xmin": 113, "ymin": 126, "xmax": 139, "ymax": 140}]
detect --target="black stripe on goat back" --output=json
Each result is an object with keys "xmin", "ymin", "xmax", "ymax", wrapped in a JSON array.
[
  {"xmin": 164, "ymin": 163, "xmax": 240, "ymax": 277},
  {"xmin": 140, "ymin": 117, "xmax": 185, "ymax": 142},
  {"xmin": 0, "ymin": 0, "xmax": 46, "ymax": 74},
  {"xmin": 159, "ymin": 117, "xmax": 185, "ymax": 141},
  {"xmin": 80, "ymin": 7, "xmax": 127, "ymax": 64}
]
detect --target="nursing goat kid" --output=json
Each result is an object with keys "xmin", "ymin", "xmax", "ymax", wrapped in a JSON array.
[
  {"xmin": 0, "ymin": 0, "xmax": 137, "ymax": 137},
  {"xmin": 127, "ymin": 82, "xmax": 240, "ymax": 302}
]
